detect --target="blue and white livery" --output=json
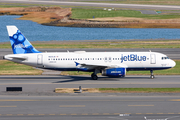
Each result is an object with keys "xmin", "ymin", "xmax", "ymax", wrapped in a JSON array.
[
  {"xmin": 4, "ymin": 26, "xmax": 176, "ymax": 80},
  {"xmin": 7, "ymin": 26, "xmax": 40, "ymax": 54}
]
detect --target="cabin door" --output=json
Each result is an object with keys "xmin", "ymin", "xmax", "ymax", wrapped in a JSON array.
[
  {"xmin": 37, "ymin": 54, "xmax": 43, "ymax": 65},
  {"xmin": 150, "ymin": 54, "xmax": 156, "ymax": 64}
]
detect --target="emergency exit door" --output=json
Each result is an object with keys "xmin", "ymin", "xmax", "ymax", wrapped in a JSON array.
[
  {"xmin": 37, "ymin": 54, "xmax": 43, "ymax": 65},
  {"xmin": 150, "ymin": 54, "xmax": 156, "ymax": 64}
]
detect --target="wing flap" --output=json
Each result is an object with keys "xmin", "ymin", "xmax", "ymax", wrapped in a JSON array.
[{"xmin": 75, "ymin": 62, "xmax": 128, "ymax": 69}]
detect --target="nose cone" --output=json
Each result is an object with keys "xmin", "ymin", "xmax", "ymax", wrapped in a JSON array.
[{"xmin": 171, "ymin": 60, "xmax": 176, "ymax": 68}]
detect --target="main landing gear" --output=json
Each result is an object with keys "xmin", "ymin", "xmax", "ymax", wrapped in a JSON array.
[
  {"xmin": 91, "ymin": 69, "xmax": 100, "ymax": 80},
  {"xmin": 150, "ymin": 70, "xmax": 154, "ymax": 79},
  {"xmin": 91, "ymin": 73, "xmax": 98, "ymax": 80}
]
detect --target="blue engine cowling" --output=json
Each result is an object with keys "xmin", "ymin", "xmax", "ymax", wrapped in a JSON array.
[{"xmin": 102, "ymin": 68, "xmax": 126, "ymax": 77}]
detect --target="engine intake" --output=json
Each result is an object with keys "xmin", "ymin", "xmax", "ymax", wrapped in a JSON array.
[{"xmin": 102, "ymin": 68, "xmax": 126, "ymax": 77}]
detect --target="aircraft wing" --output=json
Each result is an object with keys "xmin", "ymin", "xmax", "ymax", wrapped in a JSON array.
[{"xmin": 75, "ymin": 62, "xmax": 128, "ymax": 70}]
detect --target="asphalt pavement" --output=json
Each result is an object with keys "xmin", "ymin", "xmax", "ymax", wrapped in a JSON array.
[
  {"xmin": 0, "ymin": 95, "xmax": 180, "ymax": 120},
  {"xmin": 1, "ymin": 0, "xmax": 180, "ymax": 10},
  {"xmin": 0, "ymin": 75, "xmax": 180, "ymax": 93},
  {"xmin": 1, "ymin": 73, "xmax": 179, "ymax": 120}
]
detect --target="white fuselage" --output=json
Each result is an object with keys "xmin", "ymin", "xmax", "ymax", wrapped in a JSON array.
[{"xmin": 4, "ymin": 51, "xmax": 176, "ymax": 72}]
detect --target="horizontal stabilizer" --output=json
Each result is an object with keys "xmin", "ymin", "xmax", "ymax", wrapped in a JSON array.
[
  {"xmin": 10, "ymin": 56, "xmax": 27, "ymax": 60},
  {"xmin": 4, "ymin": 55, "xmax": 27, "ymax": 60}
]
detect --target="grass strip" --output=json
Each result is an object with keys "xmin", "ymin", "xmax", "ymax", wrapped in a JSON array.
[
  {"xmin": 71, "ymin": 8, "xmax": 180, "ymax": 19},
  {"xmin": 99, "ymin": 88, "xmax": 180, "ymax": 93},
  {"xmin": 0, "ymin": 60, "xmax": 43, "ymax": 75},
  {"xmin": 55, "ymin": 88, "xmax": 180, "ymax": 93},
  {"xmin": 1, "ymin": 40, "xmax": 180, "ymax": 49}
]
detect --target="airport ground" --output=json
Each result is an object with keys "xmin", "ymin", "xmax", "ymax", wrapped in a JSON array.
[
  {"xmin": 1, "ymin": 0, "xmax": 180, "ymax": 10},
  {"xmin": 0, "ymin": 46, "xmax": 180, "ymax": 120},
  {"xmin": 1, "ymin": 48, "xmax": 179, "ymax": 120},
  {"xmin": 1, "ymin": 75, "xmax": 180, "ymax": 92},
  {"xmin": 1, "ymin": 1, "xmax": 180, "ymax": 120},
  {"xmin": 1, "ymin": 75, "xmax": 180, "ymax": 120},
  {"xmin": 1, "ymin": 95, "xmax": 180, "ymax": 120},
  {"xmin": 0, "ymin": 37, "xmax": 180, "ymax": 120}
]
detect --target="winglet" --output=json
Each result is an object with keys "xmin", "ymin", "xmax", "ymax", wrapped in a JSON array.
[{"xmin": 6, "ymin": 25, "xmax": 41, "ymax": 54}]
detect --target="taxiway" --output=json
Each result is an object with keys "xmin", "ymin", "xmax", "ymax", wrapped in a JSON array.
[
  {"xmin": 0, "ymin": 95, "xmax": 180, "ymax": 120},
  {"xmin": 0, "ymin": 75, "xmax": 180, "ymax": 92},
  {"xmin": 1, "ymin": 0, "xmax": 180, "ymax": 10},
  {"xmin": 0, "ymin": 75, "xmax": 180, "ymax": 120}
]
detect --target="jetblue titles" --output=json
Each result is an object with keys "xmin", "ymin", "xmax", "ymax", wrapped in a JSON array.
[
  {"xmin": 121, "ymin": 54, "xmax": 146, "ymax": 63},
  {"xmin": 14, "ymin": 44, "xmax": 29, "ymax": 49}
]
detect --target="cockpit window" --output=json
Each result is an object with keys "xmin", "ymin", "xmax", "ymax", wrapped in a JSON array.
[{"xmin": 162, "ymin": 57, "xmax": 169, "ymax": 60}]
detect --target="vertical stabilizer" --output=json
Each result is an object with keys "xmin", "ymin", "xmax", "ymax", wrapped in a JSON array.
[{"xmin": 6, "ymin": 25, "xmax": 41, "ymax": 54}]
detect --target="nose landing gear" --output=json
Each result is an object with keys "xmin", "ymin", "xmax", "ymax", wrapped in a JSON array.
[{"xmin": 150, "ymin": 70, "xmax": 154, "ymax": 79}]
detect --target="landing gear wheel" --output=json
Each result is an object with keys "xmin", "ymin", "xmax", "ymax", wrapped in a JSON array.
[
  {"xmin": 121, "ymin": 75, "xmax": 125, "ymax": 78},
  {"xmin": 91, "ymin": 73, "xmax": 98, "ymax": 80},
  {"xmin": 150, "ymin": 70, "xmax": 154, "ymax": 79},
  {"xmin": 150, "ymin": 75, "xmax": 154, "ymax": 79}
]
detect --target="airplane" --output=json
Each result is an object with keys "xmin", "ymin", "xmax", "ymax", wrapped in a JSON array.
[{"xmin": 4, "ymin": 25, "xmax": 176, "ymax": 80}]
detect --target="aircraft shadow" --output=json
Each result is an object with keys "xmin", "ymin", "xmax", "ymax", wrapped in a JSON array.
[
  {"xmin": 0, "ymin": 75, "xmax": 151, "ymax": 82},
  {"xmin": 53, "ymin": 76, "xmax": 150, "ymax": 83}
]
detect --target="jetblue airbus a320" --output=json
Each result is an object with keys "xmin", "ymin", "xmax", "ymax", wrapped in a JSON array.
[{"xmin": 4, "ymin": 26, "xmax": 176, "ymax": 80}]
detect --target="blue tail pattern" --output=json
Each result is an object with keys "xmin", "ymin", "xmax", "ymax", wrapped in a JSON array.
[{"xmin": 7, "ymin": 26, "xmax": 41, "ymax": 54}]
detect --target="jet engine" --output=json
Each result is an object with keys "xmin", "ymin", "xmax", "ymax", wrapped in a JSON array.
[{"xmin": 102, "ymin": 68, "xmax": 126, "ymax": 77}]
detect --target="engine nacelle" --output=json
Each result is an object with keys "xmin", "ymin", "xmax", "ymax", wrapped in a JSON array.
[{"xmin": 102, "ymin": 68, "xmax": 126, "ymax": 77}]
